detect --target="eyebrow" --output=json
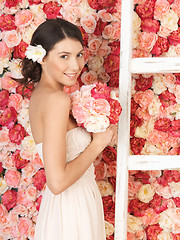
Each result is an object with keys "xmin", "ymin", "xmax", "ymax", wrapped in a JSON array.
[{"xmin": 58, "ymin": 49, "xmax": 84, "ymax": 54}]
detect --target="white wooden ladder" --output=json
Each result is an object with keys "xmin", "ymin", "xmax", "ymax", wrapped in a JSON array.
[{"xmin": 114, "ymin": 0, "xmax": 180, "ymax": 239}]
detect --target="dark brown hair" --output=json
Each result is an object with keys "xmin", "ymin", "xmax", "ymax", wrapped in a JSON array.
[{"xmin": 16, "ymin": 18, "xmax": 83, "ymax": 89}]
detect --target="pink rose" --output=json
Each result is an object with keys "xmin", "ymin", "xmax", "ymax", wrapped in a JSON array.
[
  {"xmin": 171, "ymin": 0, "xmax": 180, "ymax": 16},
  {"xmin": 141, "ymin": 19, "xmax": 160, "ymax": 33},
  {"xmin": 0, "ymin": 107, "xmax": 17, "ymax": 129},
  {"xmin": 94, "ymin": 161, "xmax": 107, "ymax": 180},
  {"xmin": 80, "ymin": 15, "xmax": 97, "ymax": 34},
  {"xmin": 16, "ymin": 83, "xmax": 33, "ymax": 99},
  {"xmin": 0, "ymin": 41, "xmax": 11, "ymax": 58},
  {"xmin": 5, "ymin": 170, "xmax": 21, "ymax": 188},
  {"xmin": 43, "ymin": 2, "xmax": 62, "ymax": 19},
  {"xmin": 35, "ymin": 195, "xmax": 42, "ymax": 211},
  {"xmin": 15, "ymin": 10, "xmax": 34, "ymax": 27},
  {"xmin": 8, "ymin": 93, "xmax": 23, "ymax": 112},
  {"xmin": 81, "ymin": 70, "xmax": 97, "ymax": 85},
  {"xmin": 26, "ymin": 185, "xmax": 37, "ymax": 201},
  {"xmin": 154, "ymin": 118, "xmax": 171, "ymax": 131},
  {"xmin": 91, "ymin": 82, "xmax": 111, "ymax": 100},
  {"xmin": 134, "ymin": 89, "xmax": 154, "ymax": 107},
  {"xmin": 128, "ymin": 176, "xmax": 142, "ymax": 198},
  {"xmin": 0, "ymin": 14, "xmax": 16, "ymax": 31},
  {"xmin": 1, "ymin": 72, "xmax": 19, "ymax": 91},
  {"xmin": 33, "ymin": 169, "xmax": 46, "ymax": 191},
  {"xmin": 88, "ymin": 37, "xmax": 102, "ymax": 54},
  {"xmin": 72, "ymin": 104, "xmax": 90, "ymax": 124},
  {"xmin": 0, "ymin": 90, "xmax": 9, "ymax": 110},
  {"xmin": 1, "ymin": 190, "xmax": 17, "ymax": 211},
  {"xmin": 154, "ymin": 0, "xmax": 170, "ymax": 19},
  {"xmin": 2, "ymin": 29, "xmax": 21, "ymax": 48},
  {"xmin": 138, "ymin": 32, "xmax": 158, "ymax": 51},
  {"xmin": 149, "ymin": 193, "xmax": 168, "ymax": 213},
  {"xmin": 18, "ymin": 217, "xmax": 32, "ymax": 237},
  {"xmin": 92, "ymin": 99, "xmax": 110, "ymax": 115},
  {"xmin": 148, "ymin": 129, "xmax": 168, "ymax": 146},
  {"xmin": 9, "ymin": 123, "xmax": 27, "ymax": 145},
  {"xmin": 141, "ymin": 208, "xmax": 160, "ymax": 226},
  {"xmin": 132, "ymin": 48, "xmax": 152, "ymax": 58},
  {"xmin": 28, "ymin": 0, "xmax": 41, "ymax": 4}
]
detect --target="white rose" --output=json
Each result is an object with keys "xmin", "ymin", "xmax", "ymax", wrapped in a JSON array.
[
  {"xmin": 169, "ymin": 182, "xmax": 180, "ymax": 198},
  {"xmin": 21, "ymin": 135, "xmax": 36, "ymax": 155},
  {"xmin": 160, "ymin": 10, "xmax": 179, "ymax": 32},
  {"xmin": 97, "ymin": 180, "xmax": 114, "ymax": 197},
  {"xmin": 22, "ymin": 26, "xmax": 35, "ymax": 44},
  {"xmin": 159, "ymin": 208, "xmax": 174, "ymax": 231},
  {"xmin": 25, "ymin": 45, "xmax": 46, "ymax": 63},
  {"xmin": 105, "ymin": 221, "xmax": 114, "ymax": 237},
  {"xmin": 8, "ymin": 59, "xmax": 23, "ymax": 78},
  {"xmin": 88, "ymin": 56, "xmax": 104, "ymax": 72},
  {"xmin": 137, "ymin": 184, "xmax": 155, "ymax": 203},
  {"xmin": 148, "ymin": 96, "xmax": 162, "ymax": 116},
  {"xmin": 84, "ymin": 115, "xmax": 110, "ymax": 133},
  {"xmin": 0, "ymin": 178, "xmax": 9, "ymax": 194},
  {"xmin": 157, "ymin": 231, "xmax": 173, "ymax": 240},
  {"xmin": 132, "ymin": 30, "xmax": 140, "ymax": 49},
  {"xmin": 0, "ymin": 58, "xmax": 9, "ymax": 75},
  {"xmin": 133, "ymin": 11, "xmax": 141, "ymax": 32},
  {"xmin": 17, "ymin": 108, "xmax": 29, "ymax": 129},
  {"xmin": 127, "ymin": 214, "xmax": 143, "ymax": 233},
  {"xmin": 152, "ymin": 74, "xmax": 167, "ymax": 94},
  {"xmin": 141, "ymin": 141, "xmax": 164, "ymax": 155}
]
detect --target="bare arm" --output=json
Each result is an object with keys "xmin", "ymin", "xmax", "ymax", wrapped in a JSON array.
[{"xmin": 42, "ymin": 92, "xmax": 115, "ymax": 195}]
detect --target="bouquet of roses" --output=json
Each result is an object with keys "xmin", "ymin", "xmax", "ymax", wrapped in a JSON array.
[{"xmin": 70, "ymin": 82, "xmax": 122, "ymax": 133}]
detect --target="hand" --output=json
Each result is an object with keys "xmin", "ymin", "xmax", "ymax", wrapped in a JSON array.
[{"xmin": 92, "ymin": 124, "xmax": 117, "ymax": 150}]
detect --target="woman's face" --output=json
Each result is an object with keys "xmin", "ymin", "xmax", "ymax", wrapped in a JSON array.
[{"xmin": 41, "ymin": 38, "xmax": 84, "ymax": 89}]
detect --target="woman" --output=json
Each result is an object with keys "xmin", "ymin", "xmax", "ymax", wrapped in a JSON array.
[{"xmin": 20, "ymin": 18, "xmax": 116, "ymax": 239}]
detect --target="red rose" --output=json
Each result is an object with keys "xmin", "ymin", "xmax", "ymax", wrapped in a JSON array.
[
  {"xmin": 135, "ymin": 0, "xmax": 156, "ymax": 20},
  {"xmin": 133, "ymin": 170, "xmax": 150, "ymax": 184},
  {"xmin": 141, "ymin": 19, "xmax": 160, "ymax": 33},
  {"xmin": 0, "ymin": 162, "xmax": 4, "ymax": 174},
  {"xmin": 94, "ymin": 19, "xmax": 108, "ymax": 36},
  {"xmin": 168, "ymin": 27, "xmax": 180, "ymax": 46},
  {"xmin": 1, "ymin": 189, "xmax": 17, "ymax": 211},
  {"xmin": 79, "ymin": 27, "xmax": 89, "ymax": 46},
  {"xmin": 131, "ymin": 98, "xmax": 140, "ymax": 115},
  {"xmin": 35, "ymin": 195, "xmax": 42, "ymax": 211},
  {"xmin": 104, "ymin": 54, "xmax": 120, "ymax": 73},
  {"xmin": 107, "ymin": 161, "xmax": 116, "ymax": 177},
  {"xmin": 13, "ymin": 40, "xmax": 29, "ymax": 59},
  {"xmin": 151, "ymin": 36, "xmax": 169, "ymax": 56},
  {"xmin": 98, "ymin": 0, "xmax": 117, "ymax": 9},
  {"xmin": 145, "ymin": 224, "xmax": 163, "ymax": 240},
  {"xmin": 0, "ymin": 89, "xmax": 9, "ymax": 110},
  {"xmin": 169, "ymin": 119, "xmax": 180, "ymax": 137},
  {"xmin": 0, "ymin": 107, "xmax": 17, "ymax": 129},
  {"xmin": 135, "ymin": 75, "xmax": 153, "ymax": 91},
  {"xmin": 87, "ymin": 0, "xmax": 101, "ymax": 10},
  {"xmin": 13, "ymin": 149, "xmax": 29, "ymax": 169},
  {"xmin": 43, "ymin": 2, "xmax": 62, "ymax": 19},
  {"xmin": 130, "ymin": 137, "xmax": 145, "ymax": 155},
  {"xmin": 108, "ymin": 70, "xmax": 119, "ymax": 88},
  {"xmin": 108, "ymin": 99, "xmax": 122, "ymax": 124},
  {"xmin": 154, "ymin": 118, "xmax": 171, "ymax": 132},
  {"xmin": 108, "ymin": 176, "xmax": 116, "ymax": 191},
  {"xmin": 130, "ymin": 115, "xmax": 142, "ymax": 136},
  {"xmin": 9, "ymin": 123, "xmax": 27, "ymax": 145},
  {"xmin": 159, "ymin": 90, "xmax": 176, "ymax": 108},
  {"xmin": 107, "ymin": 235, "xmax": 114, "ymax": 240},
  {"xmin": 174, "ymin": 73, "xmax": 180, "ymax": 85},
  {"xmin": 5, "ymin": 0, "xmax": 19, "ymax": 8},
  {"xmin": 128, "ymin": 198, "xmax": 149, "ymax": 217},
  {"xmin": 102, "ymin": 146, "xmax": 117, "ymax": 164},
  {"xmin": 28, "ymin": 0, "xmax": 41, "ymax": 5},
  {"xmin": 33, "ymin": 169, "xmax": 46, "ymax": 191},
  {"xmin": 109, "ymin": 41, "xmax": 120, "ymax": 56},
  {"xmin": 16, "ymin": 83, "xmax": 34, "ymax": 99},
  {"xmin": 0, "ymin": 14, "xmax": 16, "ymax": 31},
  {"xmin": 173, "ymin": 197, "xmax": 180, "ymax": 208},
  {"xmin": 149, "ymin": 193, "xmax": 168, "ymax": 213},
  {"xmin": 171, "ymin": 233, "xmax": 180, "ymax": 240},
  {"xmin": 102, "ymin": 195, "xmax": 115, "ymax": 225},
  {"xmin": 94, "ymin": 161, "xmax": 107, "ymax": 181}
]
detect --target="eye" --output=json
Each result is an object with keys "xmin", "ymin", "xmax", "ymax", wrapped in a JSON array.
[
  {"xmin": 77, "ymin": 52, "xmax": 84, "ymax": 58},
  {"xmin": 60, "ymin": 55, "xmax": 68, "ymax": 59}
]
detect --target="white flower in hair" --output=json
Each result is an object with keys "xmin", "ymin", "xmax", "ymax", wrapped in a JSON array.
[{"xmin": 25, "ymin": 44, "xmax": 46, "ymax": 63}]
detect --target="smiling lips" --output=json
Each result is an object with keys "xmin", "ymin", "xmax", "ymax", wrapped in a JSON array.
[{"xmin": 64, "ymin": 73, "xmax": 78, "ymax": 79}]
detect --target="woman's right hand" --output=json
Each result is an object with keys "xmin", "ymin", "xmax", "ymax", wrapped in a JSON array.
[{"xmin": 92, "ymin": 124, "xmax": 117, "ymax": 150}]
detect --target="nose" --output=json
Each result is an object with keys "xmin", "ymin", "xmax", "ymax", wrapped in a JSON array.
[{"xmin": 69, "ymin": 57, "xmax": 80, "ymax": 71}]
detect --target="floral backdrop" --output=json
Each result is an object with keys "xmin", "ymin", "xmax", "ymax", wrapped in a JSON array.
[
  {"xmin": 0, "ymin": 0, "xmax": 120, "ymax": 239},
  {"xmin": 128, "ymin": 0, "xmax": 180, "ymax": 239},
  {"xmin": 0, "ymin": 0, "xmax": 180, "ymax": 239}
]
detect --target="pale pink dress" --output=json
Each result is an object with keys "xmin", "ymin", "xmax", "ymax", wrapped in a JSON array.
[{"xmin": 34, "ymin": 127, "xmax": 106, "ymax": 240}]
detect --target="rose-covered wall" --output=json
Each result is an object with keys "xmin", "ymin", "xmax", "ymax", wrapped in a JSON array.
[
  {"xmin": 127, "ymin": 0, "xmax": 180, "ymax": 239},
  {"xmin": 0, "ymin": 0, "xmax": 180, "ymax": 240},
  {"xmin": 0, "ymin": 0, "xmax": 120, "ymax": 239}
]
